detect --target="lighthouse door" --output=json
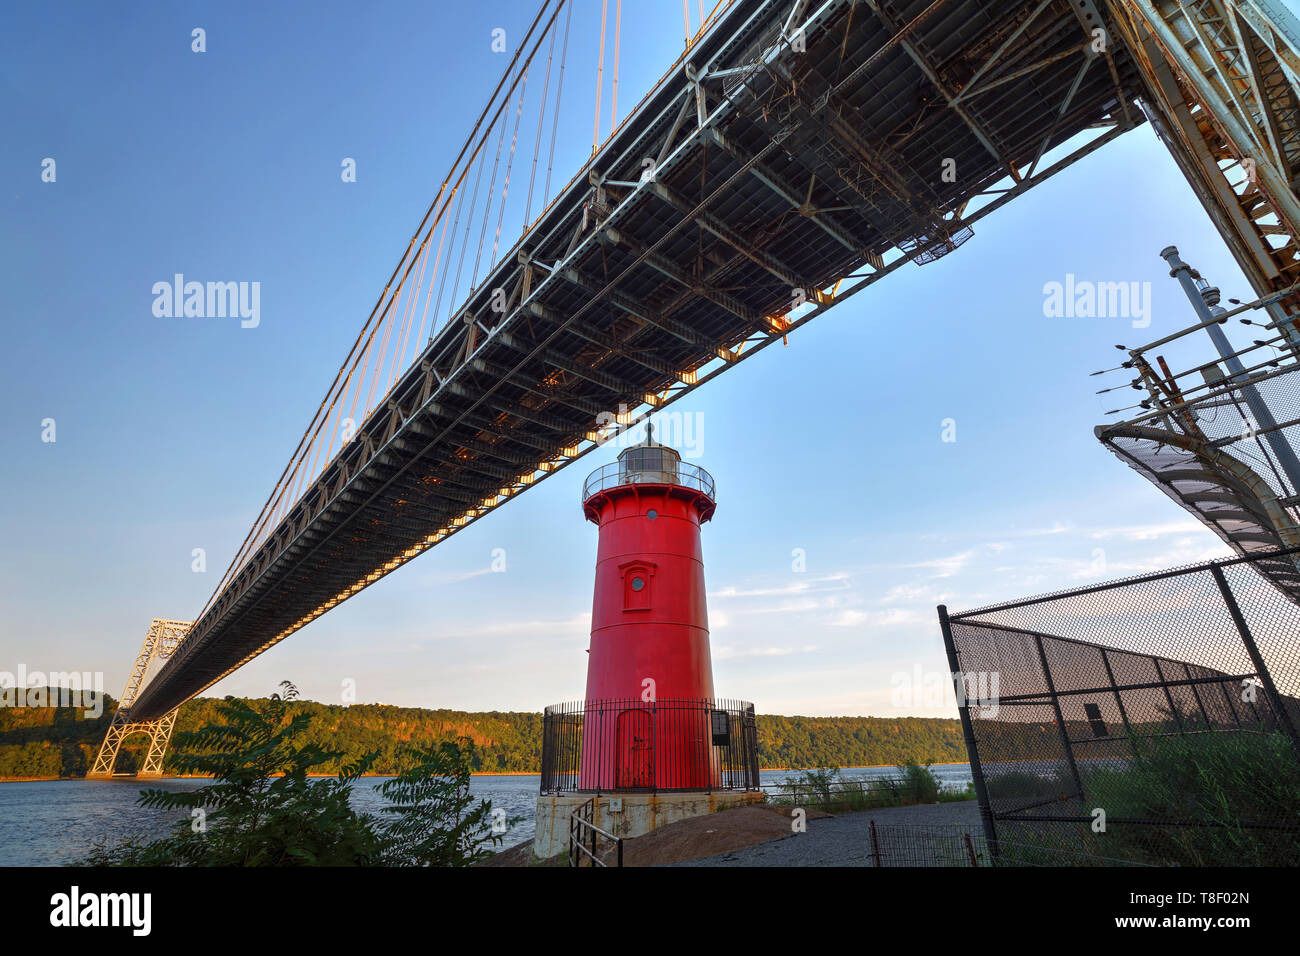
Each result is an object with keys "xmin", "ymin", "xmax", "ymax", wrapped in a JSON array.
[{"xmin": 614, "ymin": 709, "xmax": 654, "ymax": 789}]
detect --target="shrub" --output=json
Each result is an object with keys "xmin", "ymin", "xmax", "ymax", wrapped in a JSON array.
[
  {"xmin": 87, "ymin": 682, "xmax": 516, "ymax": 867},
  {"xmin": 897, "ymin": 761, "xmax": 941, "ymax": 803}
]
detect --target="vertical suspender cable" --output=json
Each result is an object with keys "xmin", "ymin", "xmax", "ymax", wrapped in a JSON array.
[
  {"xmin": 472, "ymin": 61, "xmax": 517, "ymax": 289},
  {"xmin": 386, "ymin": 228, "xmax": 433, "ymax": 392},
  {"xmin": 348, "ymin": 299, "xmax": 384, "ymax": 425},
  {"xmin": 544, "ymin": 0, "xmax": 572, "ymax": 205},
  {"xmin": 382, "ymin": 246, "xmax": 427, "ymax": 401},
  {"xmin": 417, "ymin": 194, "xmax": 454, "ymax": 348},
  {"xmin": 449, "ymin": 145, "xmax": 488, "ymax": 337},
  {"xmin": 593, "ymin": 0, "xmax": 609, "ymax": 152},
  {"xmin": 524, "ymin": 4, "xmax": 559, "ymax": 232},
  {"xmin": 363, "ymin": 284, "xmax": 400, "ymax": 419},
  {"xmin": 432, "ymin": 179, "xmax": 468, "ymax": 338},
  {"xmin": 492, "ymin": 64, "xmax": 530, "ymax": 269},
  {"xmin": 611, "ymin": 0, "xmax": 622, "ymax": 132},
  {"xmin": 682, "ymin": 0, "xmax": 691, "ymax": 47}
]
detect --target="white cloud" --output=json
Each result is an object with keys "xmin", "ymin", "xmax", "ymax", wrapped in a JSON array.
[
  {"xmin": 898, "ymin": 551, "xmax": 973, "ymax": 578},
  {"xmin": 1014, "ymin": 522, "xmax": 1072, "ymax": 537},
  {"xmin": 828, "ymin": 607, "xmax": 925, "ymax": 628},
  {"xmin": 422, "ymin": 567, "xmax": 494, "ymax": 587},
  {"xmin": 876, "ymin": 583, "xmax": 951, "ymax": 605},
  {"xmin": 434, "ymin": 611, "xmax": 590, "ymax": 641},
  {"xmin": 1085, "ymin": 519, "xmax": 1208, "ymax": 541},
  {"xmin": 714, "ymin": 644, "xmax": 817, "ymax": 661},
  {"xmin": 708, "ymin": 573, "xmax": 850, "ymax": 600}
]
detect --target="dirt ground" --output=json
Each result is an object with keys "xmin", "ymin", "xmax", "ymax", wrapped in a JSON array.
[{"xmin": 476, "ymin": 803, "xmax": 832, "ymax": 867}]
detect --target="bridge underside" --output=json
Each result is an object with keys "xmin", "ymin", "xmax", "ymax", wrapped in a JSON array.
[{"xmin": 130, "ymin": 0, "xmax": 1149, "ymax": 720}]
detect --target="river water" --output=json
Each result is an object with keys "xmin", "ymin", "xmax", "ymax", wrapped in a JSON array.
[{"xmin": 0, "ymin": 764, "xmax": 972, "ymax": 866}]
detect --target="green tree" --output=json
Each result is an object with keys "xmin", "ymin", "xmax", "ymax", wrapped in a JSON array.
[
  {"xmin": 87, "ymin": 682, "xmax": 524, "ymax": 867},
  {"xmin": 375, "ymin": 738, "xmax": 522, "ymax": 866},
  {"xmin": 89, "ymin": 682, "xmax": 382, "ymax": 866}
]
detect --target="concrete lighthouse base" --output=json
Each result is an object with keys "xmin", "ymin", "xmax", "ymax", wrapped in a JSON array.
[{"xmin": 533, "ymin": 790, "xmax": 766, "ymax": 860}]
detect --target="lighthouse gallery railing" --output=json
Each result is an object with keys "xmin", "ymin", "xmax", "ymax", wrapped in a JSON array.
[
  {"xmin": 581, "ymin": 461, "xmax": 715, "ymax": 502},
  {"xmin": 540, "ymin": 697, "xmax": 759, "ymax": 794}
]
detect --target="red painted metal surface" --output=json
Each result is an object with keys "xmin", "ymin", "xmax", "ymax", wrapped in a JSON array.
[{"xmin": 578, "ymin": 466, "xmax": 718, "ymax": 790}]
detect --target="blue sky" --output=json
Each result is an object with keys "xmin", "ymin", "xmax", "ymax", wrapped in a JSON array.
[{"xmin": 1, "ymin": 1, "xmax": 1255, "ymax": 718}]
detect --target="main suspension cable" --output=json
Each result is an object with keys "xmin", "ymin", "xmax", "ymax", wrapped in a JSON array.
[{"xmin": 196, "ymin": 0, "xmax": 561, "ymax": 619}]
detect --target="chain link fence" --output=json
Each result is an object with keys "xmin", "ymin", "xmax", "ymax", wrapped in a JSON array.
[
  {"xmin": 863, "ymin": 824, "xmax": 1155, "ymax": 867},
  {"xmin": 939, "ymin": 547, "xmax": 1300, "ymax": 866}
]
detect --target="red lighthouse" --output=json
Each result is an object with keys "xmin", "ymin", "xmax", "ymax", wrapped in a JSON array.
[
  {"xmin": 578, "ymin": 424, "xmax": 720, "ymax": 790},
  {"xmin": 534, "ymin": 423, "xmax": 760, "ymax": 856}
]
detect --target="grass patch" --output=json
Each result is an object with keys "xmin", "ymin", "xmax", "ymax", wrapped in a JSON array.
[
  {"xmin": 1081, "ymin": 731, "xmax": 1300, "ymax": 866},
  {"xmin": 768, "ymin": 763, "xmax": 972, "ymax": 813}
]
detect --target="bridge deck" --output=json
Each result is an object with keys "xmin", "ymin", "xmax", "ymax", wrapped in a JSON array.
[{"xmin": 131, "ymin": 0, "xmax": 1146, "ymax": 720}]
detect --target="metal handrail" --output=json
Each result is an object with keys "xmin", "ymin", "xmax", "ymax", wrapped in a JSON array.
[
  {"xmin": 568, "ymin": 798, "xmax": 624, "ymax": 868},
  {"xmin": 581, "ymin": 460, "xmax": 716, "ymax": 502}
]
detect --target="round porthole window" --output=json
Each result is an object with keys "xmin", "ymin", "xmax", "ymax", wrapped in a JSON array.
[
  {"xmin": 647, "ymin": 509, "xmax": 658, "ymax": 520},
  {"xmin": 631, "ymin": 576, "xmax": 645, "ymax": 591}
]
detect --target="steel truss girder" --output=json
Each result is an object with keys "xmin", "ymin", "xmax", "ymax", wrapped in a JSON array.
[
  {"xmin": 740, "ymin": 82, "xmax": 920, "ymax": 249},
  {"xmin": 763, "ymin": 57, "xmax": 929, "ymax": 210},
  {"xmin": 597, "ymin": 225, "xmax": 762, "ymax": 327},
  {"xmin": 557, "ymin": 262, "xmax": 715, "ymax": 347},
  {"xmin": 702, "ymin": 127, "xmax": 867, "ymax": 255},
  {"xmin": 644, "ymin": 180, "xmax": 814, "ymax": 291},
  {"xmin": 865, "ymin": 0, "xmax": 1023, "ymax": 184},
  {"xmin": 523, "ymin": 302, "xmax": 681, "ymax": 379},
  {"xmin": 1114, "ymin": 0, "xmax": 1300, "ymax": 322}
]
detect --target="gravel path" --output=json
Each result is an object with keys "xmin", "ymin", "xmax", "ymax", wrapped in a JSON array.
[{"xmin": 666, "ymin": 800, "xmax": 981, "ymax": 867}]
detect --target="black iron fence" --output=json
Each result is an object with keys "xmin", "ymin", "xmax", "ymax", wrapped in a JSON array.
[
  {"xmin": 867, "ymin": 822, "xmax": 983, "ymax": 867},
  {"xmin": 940, "ymin": 547, "xmax": 1300, "ymax": 867},
  {"xmin": 541, "ymin": 697, "xmax": 760, "ymax": 794}
]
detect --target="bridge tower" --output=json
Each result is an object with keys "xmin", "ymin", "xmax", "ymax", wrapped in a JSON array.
[{"xmin": 87, "ymin": 619, "xmax": 191, "ymax": 779}]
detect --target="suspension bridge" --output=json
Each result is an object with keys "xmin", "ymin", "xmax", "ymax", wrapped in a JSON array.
[{"xmin": 90, "ymin": 0, "xmax": 1300, "ymax": 776}]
